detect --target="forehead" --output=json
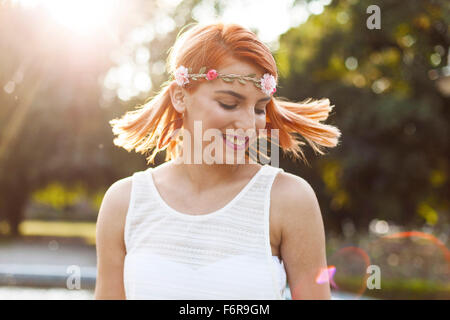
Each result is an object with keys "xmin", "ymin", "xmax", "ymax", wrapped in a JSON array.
[
  {"xmin": 197, "ymin": 58, "xmax": 269, "ymax": 99},
  {"xmin": 219, "ymin": 58, "xmax": 265, "ymax": 78}
]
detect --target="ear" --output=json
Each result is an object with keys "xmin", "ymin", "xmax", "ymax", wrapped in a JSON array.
[{"xmin": 168, "ymin": 82, "xmax": 187, "ymax": 114}]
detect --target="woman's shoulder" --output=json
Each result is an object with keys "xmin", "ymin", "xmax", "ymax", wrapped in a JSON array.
[
  {"xmin": 104, "ymin": 174, "xmax": 134, "ymax": 201},
  {"xmin": 97, "ymin": 175, "xmax": 134, "ymax": 230},
  {"xmin": 270, "ymin": 169, "xmax": 321, "ymax": 223},
  {"xmin": 271, "ymin": 169, "xmax": 314, "ymax": 195},
  {"xmin": 104, "ymin": 168, "xmax": 151, "ymax": 202}
]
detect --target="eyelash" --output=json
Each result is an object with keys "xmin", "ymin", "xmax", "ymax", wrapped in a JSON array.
[{"xmin": 218, "ymin": 102, "xmax": 266, "ymax": 114}]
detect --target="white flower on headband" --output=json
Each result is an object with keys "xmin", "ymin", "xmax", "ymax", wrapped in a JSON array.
[
  {"xmin": 260, "ymin": 73, "xmax": 277, "ymax": 96},
  {"xmin": 174, "ymin": 65, "xmax": 190, "ymax": 86}
]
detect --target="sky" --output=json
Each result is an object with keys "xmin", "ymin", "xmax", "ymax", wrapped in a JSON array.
[{"xmin": 191, "ymin": 0, "xmax": 331, "ymax": 45}]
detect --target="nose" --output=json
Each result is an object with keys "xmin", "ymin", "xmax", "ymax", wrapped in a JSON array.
[{"xmin": 235, "ymin": 107, "xmax": 256, "ymax": 132}]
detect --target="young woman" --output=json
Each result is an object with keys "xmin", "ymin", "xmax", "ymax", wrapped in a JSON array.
[{"xmin": 95, "ymin": 22, "xmax": 341, "ymax": 300}]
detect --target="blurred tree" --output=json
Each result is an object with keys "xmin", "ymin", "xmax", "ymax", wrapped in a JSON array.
[
  {"xmin": 277, "ymin": 0, "xmax": 449, "ymax": 232},
  {"xmin": 0, "ymin": 0, "xmax": 200, "ymax": 237}
]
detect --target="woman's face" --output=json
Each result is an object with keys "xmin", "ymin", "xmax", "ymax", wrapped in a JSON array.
[{"xmin": 171, "ymin": 57, "xmax": 272, "ymax": 164}]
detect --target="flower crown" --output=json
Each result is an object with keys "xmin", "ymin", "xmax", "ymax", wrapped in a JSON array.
[{"xmin": 172, "ymin": 65, "xmax": 277, "ymax": 96}]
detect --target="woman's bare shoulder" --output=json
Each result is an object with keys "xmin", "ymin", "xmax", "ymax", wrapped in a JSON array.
[
  {"xmin": 103, "ymin": 176, "xmax": 133, "ymax": 211},
  {"xmin": 96, "ymin": 176, "xmax": 133, "ymax": 238},
  {"xmin": 270, "ymin": 170, "xmax": 321, "ymax": 224}
]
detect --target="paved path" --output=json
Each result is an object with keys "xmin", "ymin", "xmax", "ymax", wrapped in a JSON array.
[
  {"xmin": 0, "ymin": 237, "xmax": 96, "ymax": 288},
  {"xmin": 0, "ymin": 236, "xmax": 96, "ymax": 266}
]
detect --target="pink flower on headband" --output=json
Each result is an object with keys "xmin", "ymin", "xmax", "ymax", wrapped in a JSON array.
[
  {"xmin": 260, "ymin": 73, "xmax": 277, "ymax": 96},
  {"xmin": 206, "ymin": 69, "xmax": 218, "ymax": 80},
  {"xmin": 174, "ymin": 65, "xmax": 189, "ymax": 86}
]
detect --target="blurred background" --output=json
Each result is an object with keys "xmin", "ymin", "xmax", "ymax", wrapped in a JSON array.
[{"xmin": 0, "ymin": 0, "xmax": 448, "ymax": 300}]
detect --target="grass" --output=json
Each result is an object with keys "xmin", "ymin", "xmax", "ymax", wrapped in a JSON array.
[{"xmin": 335, "ymin": 275, "xmax": 450, "ymax": 300}]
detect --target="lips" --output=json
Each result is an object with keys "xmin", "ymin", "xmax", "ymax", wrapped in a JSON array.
[{"xmin": 222, "ymin": 133, "xmax": 249, "ymax": 150}]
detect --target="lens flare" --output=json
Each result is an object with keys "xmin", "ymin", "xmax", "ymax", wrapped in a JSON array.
[
  {"xmin": 326, "ymin": 230, "xmax": 450, "ymax": 299},
  {"xmin": 315, "ymin": 265, "xmax": 338, "ymax": 289},
  {"xmin": 328, "ymin": 246, "xmax": 371, "ymax": 299},
  {"xmin": 380, "ymin": 231, "xmax": 450, "ymax": 265}
]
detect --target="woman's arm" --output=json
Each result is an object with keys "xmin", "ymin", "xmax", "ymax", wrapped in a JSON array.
[
  {"xmin": 94, "ymin": 177, "xmax": 131, "ymax": 300},
  {"xmin": 272, "ymin": 172, "xmax": 332, "ymax": 300}
]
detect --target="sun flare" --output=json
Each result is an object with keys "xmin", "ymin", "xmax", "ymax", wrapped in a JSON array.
[{"xmin": 14, "ymin": 0, "xmax": 119, "ymax": 35}]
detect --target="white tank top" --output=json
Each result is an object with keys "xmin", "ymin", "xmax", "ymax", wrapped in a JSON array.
[{"xmin": 123, "ymin": 163, "xmax": 287, "ymax": 299}]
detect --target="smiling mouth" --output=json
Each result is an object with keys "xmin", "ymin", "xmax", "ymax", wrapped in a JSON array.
[{"xmin": 222, "ymin": 133, "xmax": 249, "ymax": 150}]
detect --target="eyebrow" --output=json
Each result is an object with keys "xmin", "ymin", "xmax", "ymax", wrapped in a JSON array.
[{"xmin": 214, "ymin": 90, "xmax": 271, "ymax": 103}]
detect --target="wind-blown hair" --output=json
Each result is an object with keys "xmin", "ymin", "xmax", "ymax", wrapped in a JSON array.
[{"xmin": 110, "ymin": 22, "xmax": 341, "ymax": 165}]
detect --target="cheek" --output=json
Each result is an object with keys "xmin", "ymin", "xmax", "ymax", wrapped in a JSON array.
[{"xmin": 256, "ymin": 115, "xmax": 267, "ymax": 130}]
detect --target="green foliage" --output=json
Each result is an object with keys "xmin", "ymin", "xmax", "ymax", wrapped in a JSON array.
[
  {"xmin": 277, "ymin": 0, "xmax": 450, "ymax": 231},
  {"xmin": 32, "ymin": 182, "xmax": 84, "ymax": 211}
]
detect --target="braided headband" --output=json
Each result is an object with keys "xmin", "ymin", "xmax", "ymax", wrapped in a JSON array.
[{"xmin": 172, "ymin": 65, "xmax": 277, "ymax": 96}]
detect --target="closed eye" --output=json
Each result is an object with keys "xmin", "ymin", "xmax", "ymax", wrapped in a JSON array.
[
  {"xmin": 219, "ymin": 102, "xmax": 266, "ymax": 114},
  {"xmin": 218, "ymin": 102, "xmax": 236, "ymax": 109}
]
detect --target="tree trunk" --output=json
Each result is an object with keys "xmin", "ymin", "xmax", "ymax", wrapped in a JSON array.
[{"xmin": 4, "ymin": 190, "xmax": 29, "ymax": 238}]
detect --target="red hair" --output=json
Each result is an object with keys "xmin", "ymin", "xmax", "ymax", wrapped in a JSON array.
[{"xmin": 110, "ymin": 22, "xmax": 341, "ymax": 165}]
